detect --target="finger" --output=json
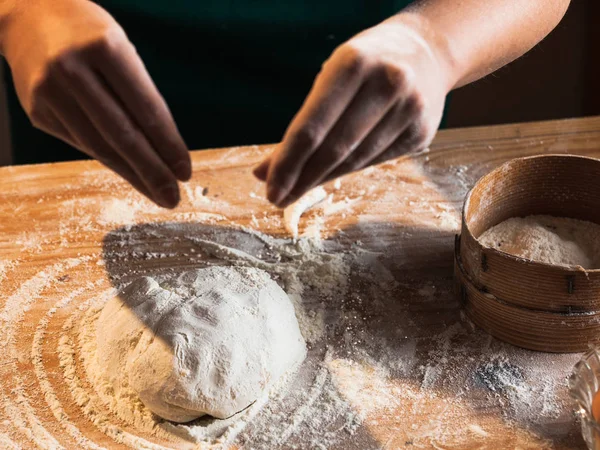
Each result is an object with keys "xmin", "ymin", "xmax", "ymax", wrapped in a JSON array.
[
  {"xmin": 45, "ymin": 86, "xmax": 158, "ymax": 204},
  {"xmin": 52, "ymin": 60, "xmax": 180, "ymax": 208},
  {"xmin": 282, "ymin": 123, "xmax": 429, "ymax": 208},
  {"xmin": 323, "ymin": 98, "xmax": 421, "ymax": 183},
  {"xmin": 265, "ymin": 47, "xmax": 365, "ymax": 204},
  {"xmin": 368, "ymin": 121, "xmax": 431, "ymax": 167},
  {"xmin": 253, "ymin": 159, "xmax": 269, "ymax": 181},
  {"xmin": 51, "ymin": 96, "xmax": 155, "ymax": 201},
  {"xmin": 328, "ymin": 121, "xmax": 430, "ymax": 185},
  {"xmin": 96, "ymin": 152, "xmax": 155, "ymax": 201},
  {"xmin": 276, "ymin": 67, "xmax": 406, "ymax": 207},
  {"xmin": 93, "ymin": 39, "xmax": 191, "ymax": 181},
  {"xmin": 30, "ymin": 103, "xmax": 80, "ymax": 149}
]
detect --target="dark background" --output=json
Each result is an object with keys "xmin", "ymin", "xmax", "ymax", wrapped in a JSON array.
[{"xmin": 0, "ymin": 0, "xmax": 597, "ymax": 166}]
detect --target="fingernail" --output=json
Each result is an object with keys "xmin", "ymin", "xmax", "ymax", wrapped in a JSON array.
[
  {"xmin": 158, "ymin": 184, "xmax": 180, "ymax": 208},
  {"xmin": 267, "ymin": 184, "xmax": 285, "ymax": 205},
  {"xmin": 173, "ymin": 161, "xmax": 192, "ymax": 181}
]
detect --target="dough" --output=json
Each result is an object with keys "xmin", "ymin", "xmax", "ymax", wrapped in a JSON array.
[
  {"xmin": 478, "ymin": 215, "xmax": 600, "ymax": 269},
  {"xmin": 96, "ymin": 266, "xmax": 307, "ymax": 422}
]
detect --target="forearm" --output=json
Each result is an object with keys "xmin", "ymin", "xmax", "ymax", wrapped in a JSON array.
[
  {"xmin": 0, "ymin": 1, "xmax": 15, "ymax": 54},
  {"xmin": 0, "ymin": 0, "xmax": 26, "ymax": 56},
  {"xmin": 394, "ymin": 0, "xmax": 571, "ymax": 90}
]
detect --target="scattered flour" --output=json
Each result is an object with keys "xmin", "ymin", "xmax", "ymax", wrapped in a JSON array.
[
  {"xmin": 479, "ymin": 215, "xmax": 600, "ymax": 268},
  {"xmin": 283, "ymin": 187, "xmax": 327, "ymax": 239},
  {"xmin": 97, "ymin": 199, "xmax": 137, "ymax": 225},
  {"xmin": 182, "ymin": 184, "xmax": 210, "ymax": 207},
  {"xmin": 474, "ymin": 355, "xmax": 563, "ymax": 421}
]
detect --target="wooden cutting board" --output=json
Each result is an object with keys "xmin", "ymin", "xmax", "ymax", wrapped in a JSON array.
[{"xmin": 0, "ymin": 116, "xmax": 599, "ymax": 449}]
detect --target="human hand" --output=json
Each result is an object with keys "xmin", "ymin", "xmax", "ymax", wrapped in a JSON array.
[
  {"xmin": 254, "ymin": 17, "xmax": 453, "ymax": 208},
  {"xmin": 2, "ymin": 0, "xmax": 190, "ymax": 208}
]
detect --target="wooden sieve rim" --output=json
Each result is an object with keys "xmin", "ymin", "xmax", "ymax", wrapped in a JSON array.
[
  {"xmin": 457, "ymin": 154, "xmax": 600, "ymax": 313},
  {"xmin": 462, "ymin": 154, "xmax": 600, "ymax": 274},
  {"xmin": 455, "ymin": 239, "xmax": 600, "ymax": 317},
  {"xmin": 455, "ymin": 246, "xmax": 600, "ymax": 353}
]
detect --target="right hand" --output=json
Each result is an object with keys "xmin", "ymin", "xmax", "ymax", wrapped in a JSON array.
[{"xmin": 1, "ymin": 0, "xmax": 190, "ymax": 208}]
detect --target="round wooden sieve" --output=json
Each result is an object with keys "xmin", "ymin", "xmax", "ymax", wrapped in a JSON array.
[{"xmin": 455, "ymin": 154, "xmax": 600, "ymax": 352}]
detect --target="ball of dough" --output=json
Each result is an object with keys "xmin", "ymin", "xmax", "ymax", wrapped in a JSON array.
[{"xmin": 96, "ymin": 266, "xmax": 307, "ymax": 422}]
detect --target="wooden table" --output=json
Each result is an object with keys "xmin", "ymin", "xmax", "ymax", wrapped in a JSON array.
[{"xmin": 1, "ymin": 116, "xmax": 599, "ymax": 449}]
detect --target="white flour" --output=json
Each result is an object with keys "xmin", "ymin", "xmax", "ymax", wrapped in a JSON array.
[
  {"xmin": 97, "ymin": 199, "xmax": 138, "ymax": 225},
  {"xmin": 283, "ymin": 186, "xmax": 328, "ymax": 239},
  {"xmin": 479, "ymin": 215, "xmax": 600, "ymax": 268}
]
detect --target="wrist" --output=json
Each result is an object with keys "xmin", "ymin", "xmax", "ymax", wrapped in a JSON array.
[
  {"xmin": 0, "ymin": 0, "xmax": 35, "ymax": 59},
  {"xmin": 0, "ymin": 0, "xmax": 18, "ymax": 56},
  {"xmin": 385, "ymin": 12, "xmax": 460, "ymax": 93},
  {"xmin": 0, "ymin": 0, "xmax": 56, "ymax": 59}
]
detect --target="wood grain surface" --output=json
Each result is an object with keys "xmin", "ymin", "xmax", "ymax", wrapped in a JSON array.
[{"xmin": 1, "ymin": 116, "xmax": 600, "ymax": 449}]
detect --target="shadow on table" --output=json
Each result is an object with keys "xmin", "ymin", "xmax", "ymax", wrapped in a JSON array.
[
  {"xmin": 100, "ymin": 218, "xmax": 458, "ymax": 448},
  {"xmin": 100, "ymin": 218, "xmax": 582, "ymax": 449}
]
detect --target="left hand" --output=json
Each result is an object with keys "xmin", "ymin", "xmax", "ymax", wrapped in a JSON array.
[
  {"xmin": 253, "ymin": 17, "xmax": 452, "ymax": 208},
  {"xmin": 1, "ymin": 0, "xmax": 190, "ymax": 208}
]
